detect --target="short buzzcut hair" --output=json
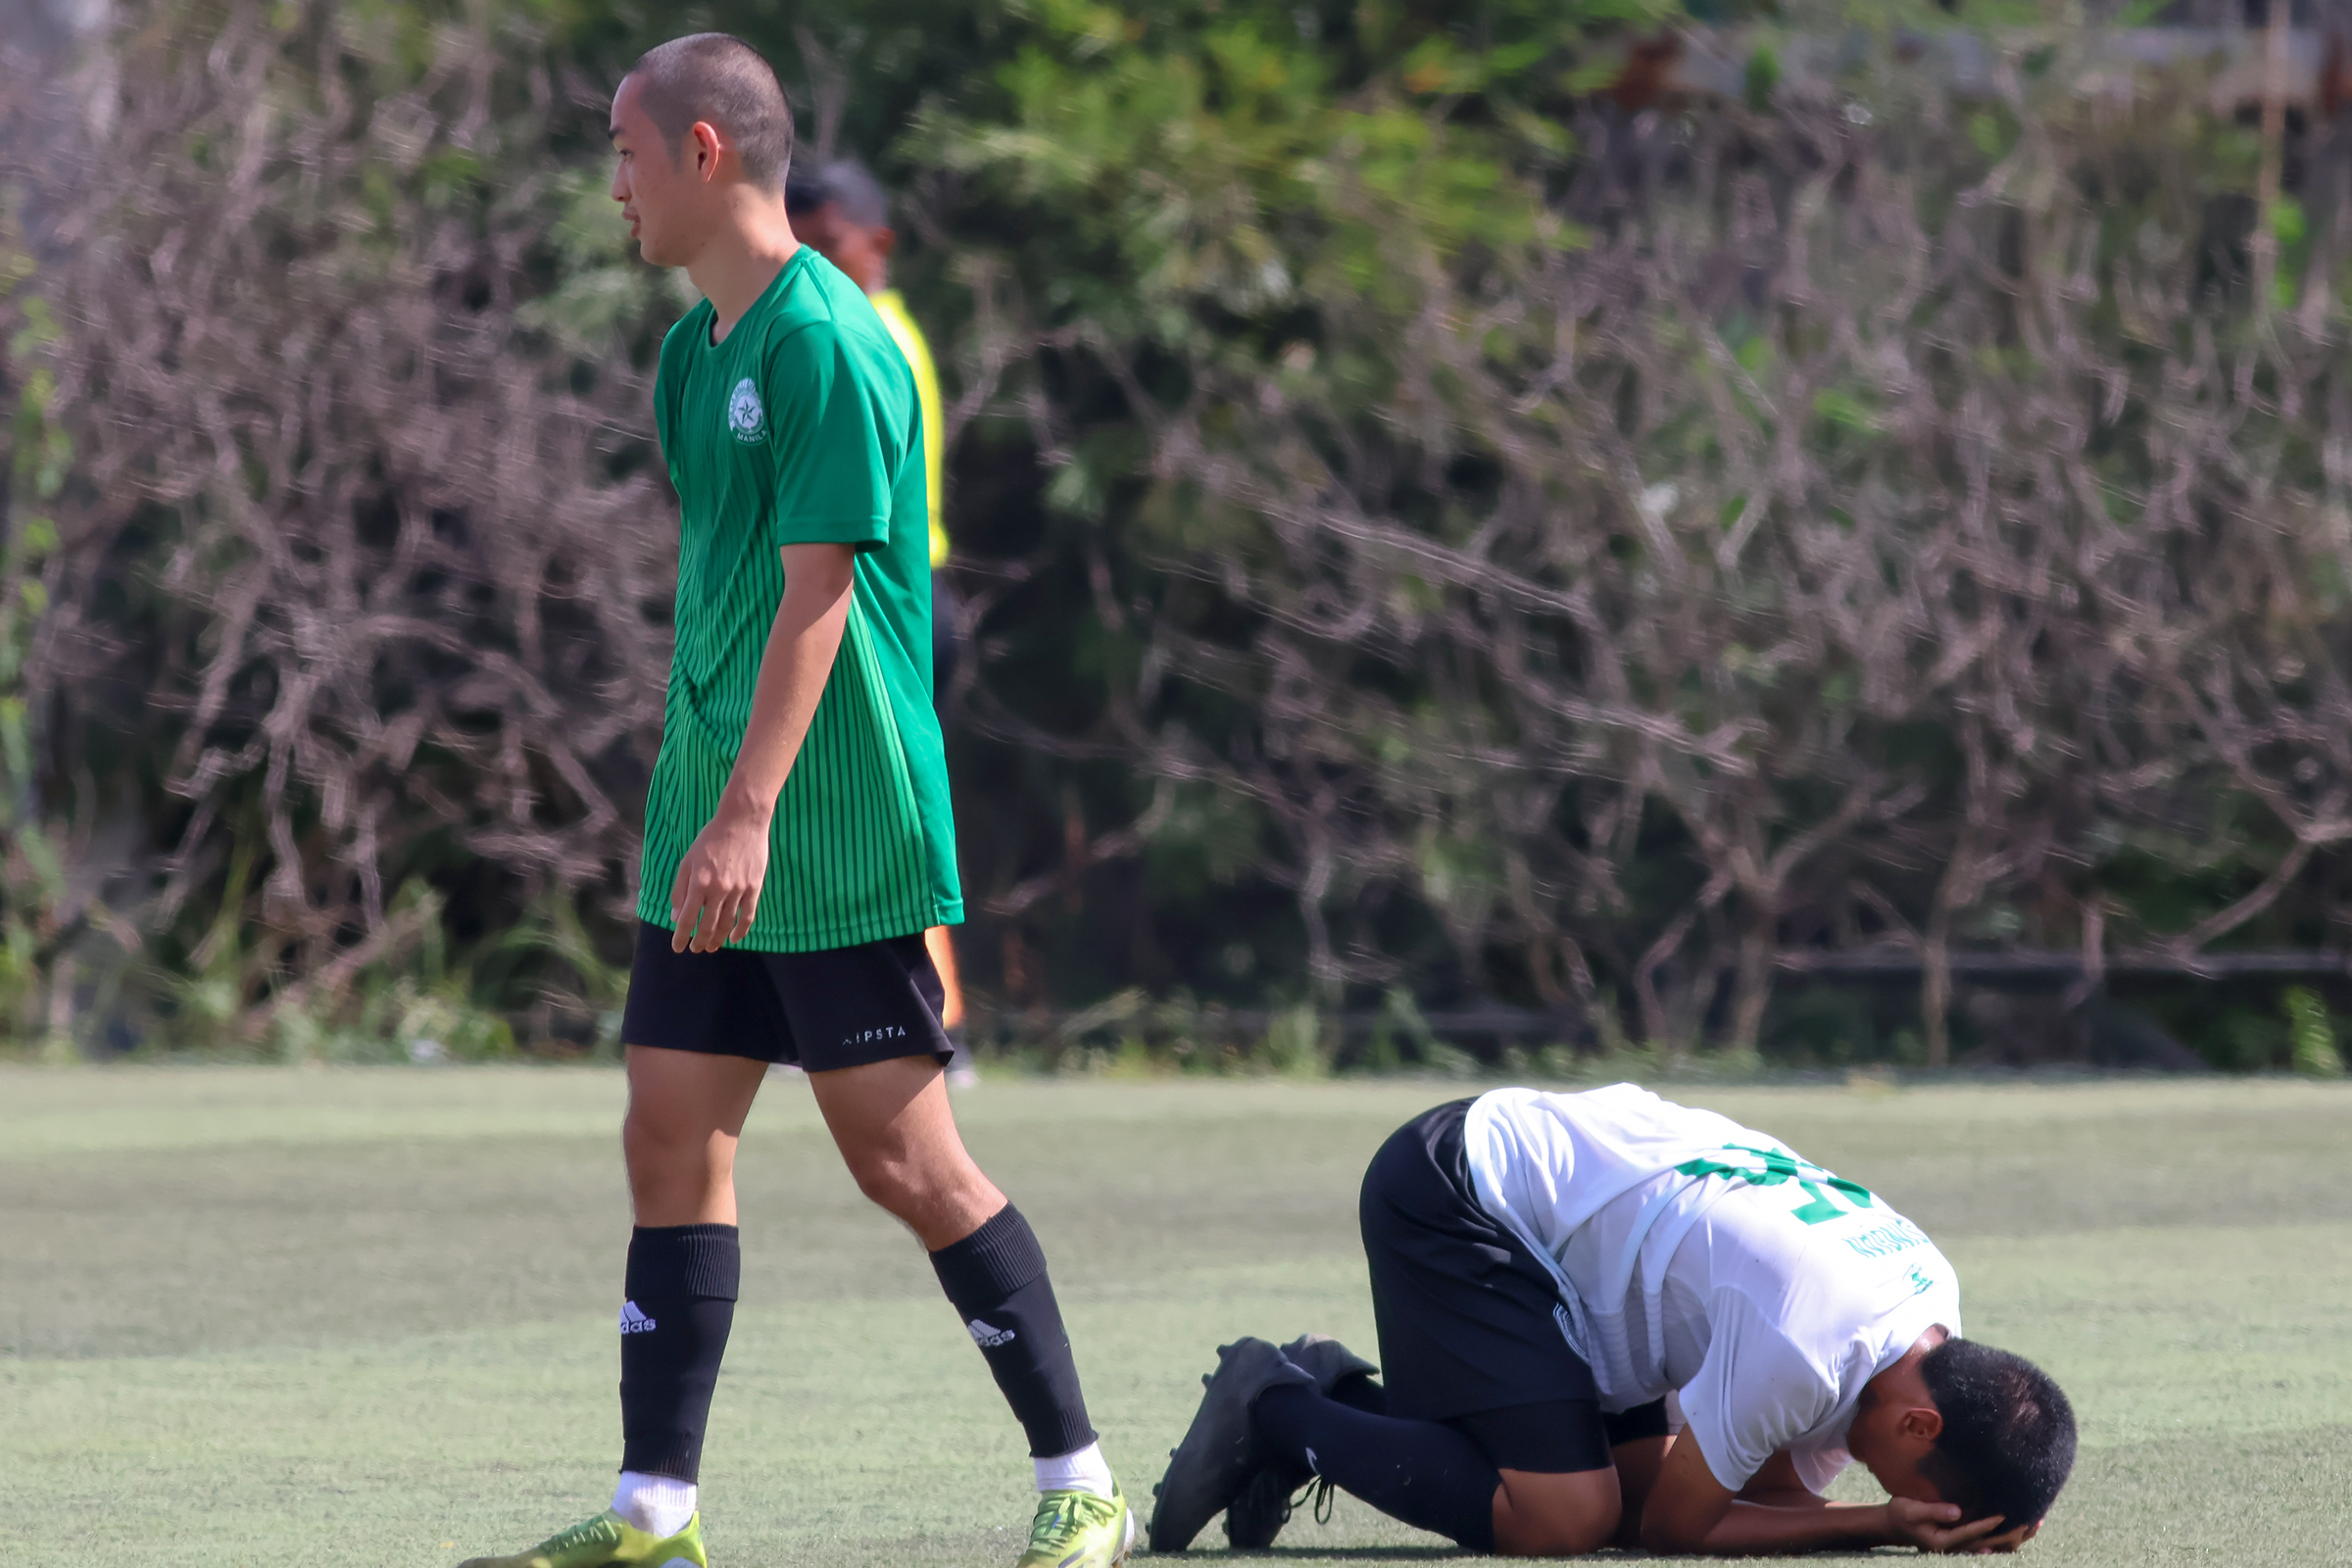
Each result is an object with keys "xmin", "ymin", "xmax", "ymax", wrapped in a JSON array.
[
  {"xmin": 1918, "ymin": 1340, "xmax": 2078, "ymax": 1528},
  {"xmin": 625, "ymin": 33, "xmax": 795, "ymax": 190}
]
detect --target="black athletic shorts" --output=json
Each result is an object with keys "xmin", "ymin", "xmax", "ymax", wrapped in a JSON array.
[
  {"xmin": 619, "ymin": 921, "xmax": 955, "ymax": 1072},
  {"xmin": 1359, "ymin": 1098, "xmax": 1671, "ymax": 1474}
]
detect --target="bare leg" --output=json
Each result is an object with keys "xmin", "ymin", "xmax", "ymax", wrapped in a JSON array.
[
  {"xmin": 811, "ymin": 1053, "xmax": 1099, "ymax": 1475},
  {"xmin": 1492, "ymin": 1466, "xmax": 1624, "ymax": 1557},
  {"xmin": 808, "ymin": 1053, "xmax": 1004, "ymax": 1247},
  {"xmin": 1606, "ymin": 1435, "xmax": 1674, "ymax": 1548},
  {"xmin": 622, "ymin": 1046, "xmax": 767, "ymax": 1225},
  {"xmin": 608, "ymin": 1045, "xmax": 766, "ymax": 1513}
]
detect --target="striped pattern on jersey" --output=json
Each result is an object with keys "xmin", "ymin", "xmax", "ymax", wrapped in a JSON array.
[{"xmin": 636, "ymin": 247, "xmax": 961, "ymax": 953}]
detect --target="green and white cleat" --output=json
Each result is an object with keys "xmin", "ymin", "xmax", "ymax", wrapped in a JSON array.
[
  {"xmin": 1016, "ymin": 1483, "xmax": 1135, "ymax": 1568},
  {"xmin": 455, "ymin": 1508, "xmax": 707, "ymax": 1568}
]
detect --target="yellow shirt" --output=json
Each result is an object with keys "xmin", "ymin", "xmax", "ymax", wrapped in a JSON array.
[{"xmin": 871, "ymin": 288, "xmax": 949, "ymax": 569}]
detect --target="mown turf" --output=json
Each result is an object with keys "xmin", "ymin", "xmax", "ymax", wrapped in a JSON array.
[{"xmin": 2, "ymin": 1069, "xmax": 2347, "ymax": 1565}]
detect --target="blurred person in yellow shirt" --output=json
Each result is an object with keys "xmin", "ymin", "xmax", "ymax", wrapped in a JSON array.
[{"xmin": 788, "ymin": 159, "xmax": 976, "ymax": 1088}]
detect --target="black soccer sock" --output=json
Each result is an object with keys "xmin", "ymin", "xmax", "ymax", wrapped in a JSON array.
[
  {"xmin": 927, "ymin": 1204, "xmax": 1096, "ymax": 1458},
  {"xmin": 1329, "ymin": 1370, "xmax": 1387, "ymax": 1415},
  {"xmin": 617, "ymin": 1223, "xmax": 740, "ymax": 1482},
  {"xmin": 1250, "ymin": 1384, "xmax": 1499, "ymax": 1551}
]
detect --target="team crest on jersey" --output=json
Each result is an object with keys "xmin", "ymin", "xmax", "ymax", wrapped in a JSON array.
[{"xmin": 726, "ymin": 377, "xmax": 766, "ymax": 443}]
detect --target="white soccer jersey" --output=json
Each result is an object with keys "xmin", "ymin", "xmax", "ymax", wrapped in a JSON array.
[{"xmin": 1462, "ymin": 1084, "xmax": 1962, "ymax": 1494}]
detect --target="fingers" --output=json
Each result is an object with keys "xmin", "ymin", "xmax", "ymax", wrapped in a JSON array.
[
  {"xmin": 1933, "ymin": 1514, "xmax": 2009, "ymax": 1554},
  {"xmin": 676, "ymin": 866, "xmax": 755, "ymax": 953},
  {"xmin": 1975, "ymin": 1521, "xmax": 2036, "ymax": 1555},
  {"xmin": 698, "ymin": 885, "xmax": 745, "ymax": 953},
  {"xmin": 668, "ymin": 860, "xmax": 696, "ymax": 953},
  {"xmin": 669, "ymin": 826, "xmax": 768, "ymax": 954},
  {"xmin": 672, "ymin": 858, "xmax": 722, "ymax": 954}
]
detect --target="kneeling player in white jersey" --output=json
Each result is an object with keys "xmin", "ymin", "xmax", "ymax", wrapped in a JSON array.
[{"xmin": 1151, "ymin": 1086, "xmax": 2075, "ymax": 1557}]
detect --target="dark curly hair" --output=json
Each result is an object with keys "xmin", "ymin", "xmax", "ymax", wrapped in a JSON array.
[{"xmin": 1917, "ymin": 1339, "xmax": 2078, "ymax": 1528}]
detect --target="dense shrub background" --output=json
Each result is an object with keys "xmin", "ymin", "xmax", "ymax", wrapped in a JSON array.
[{"xmin": 5, "ymin": 0, "xmax": 2352, "ymax": 1072}]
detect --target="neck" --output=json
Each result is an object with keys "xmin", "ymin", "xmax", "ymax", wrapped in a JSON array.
[{"xmin": 685, "ymin": 189, "xmax": 801, "ymax": 340}]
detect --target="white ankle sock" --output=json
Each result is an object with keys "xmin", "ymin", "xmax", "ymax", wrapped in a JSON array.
[
  {"xmin": 1034, "ymin": 1440, "xmax": 1115, "ymax": 1499},
  {"xmin": 612, "ymin": 1471, "xmax": 698, "ymax": 1538}
]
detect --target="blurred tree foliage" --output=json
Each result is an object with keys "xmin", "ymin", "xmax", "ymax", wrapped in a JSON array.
[{"xmin": 6, "ymin": 0, "xmax": 2352, "ymax": 1070}]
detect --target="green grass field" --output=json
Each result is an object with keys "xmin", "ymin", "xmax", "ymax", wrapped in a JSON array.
[{"xmin": 3, "ymin": 1069, "xmax": 2348, "ymax": 1565}]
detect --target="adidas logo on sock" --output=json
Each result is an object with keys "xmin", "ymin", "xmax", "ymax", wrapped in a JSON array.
[
  {"xmin": 965, "ymin": 1317, "xmax": 1016, "ymax": 1348},
  {"xmin": 619, "ymin": 1300, "xmax": 659, "ymax": 1335}
]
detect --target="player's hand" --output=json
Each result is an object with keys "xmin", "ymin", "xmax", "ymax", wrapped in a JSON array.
[
  {"xmin": 1967, "ymin": 1520, "xmax": 2039, "ymax": 1554},
  {"xmin": 1885, "ymin": 1498, "xmax": 2025, "ymax": 1553},
  {"xmin": 668, "ymin": 801, "xmax": 771, "ymax": 953}
]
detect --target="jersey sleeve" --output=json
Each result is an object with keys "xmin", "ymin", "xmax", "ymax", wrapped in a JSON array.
[
  {"xmin": 761, "ymin": 320, "xmax": 898, "ymax": 552},
  {"xmin": 1786, "ymin": 1438, "xmax": 1853, "ymax": 1495},
  {"xmin": 1676, "ymin": 1292, "xmax": 1840, "ymax": 1493}
]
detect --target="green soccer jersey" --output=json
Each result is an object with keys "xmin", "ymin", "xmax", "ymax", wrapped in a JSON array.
[{"xmin": 637, "ymin": 247, "xmax": 961, "ymax": 952}]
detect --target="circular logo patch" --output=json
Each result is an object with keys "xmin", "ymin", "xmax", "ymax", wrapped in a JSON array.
[{"xmin": 727, "ymin": 377, "xmax": 766, "ymax": 443}]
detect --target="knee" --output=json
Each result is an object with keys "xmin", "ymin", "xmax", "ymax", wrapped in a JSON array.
[
  {"xmin": 839, "ymin": 1142, "xmax": 931, "ymax": 1216},
  {"xmin": 622, "ymin": 1105, "xmax": 724, "ymax": 1186}
]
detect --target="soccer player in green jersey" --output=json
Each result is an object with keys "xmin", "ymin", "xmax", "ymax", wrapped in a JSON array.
[{"xmin": 453, "ymin": 33, "xmax": 1131, "ymax": 1568}]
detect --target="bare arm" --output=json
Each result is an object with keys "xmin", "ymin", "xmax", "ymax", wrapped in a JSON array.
[
  {"xmin": 1738, "ymin": 1448, "xmax": 1832, "ymax": 1508},
  {"xmin": 668, "ymin": 542, "xmax": 858, "ymax": 953},
  {"xmin": 1640, "ymin": 1430, "xmax": 2029, "ymax": 1556}
]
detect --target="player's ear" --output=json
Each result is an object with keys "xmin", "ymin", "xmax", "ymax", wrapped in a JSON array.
[
  {"xmin": 874, "ymin": 226, "xmax": 897, "ymax": 261},
  {"xmin": 690, "ymin": 121, "xmax": 724, "ymax": 182},
  {"xmin": 1897, "ymin": 1404, "xmax": 1943, "ymax": 1445}
]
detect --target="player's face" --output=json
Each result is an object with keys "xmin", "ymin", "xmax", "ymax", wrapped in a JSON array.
[
  {"xmin": 1846, "ymin": 1396, "xmax": 1946, "ymax": 1505},
  {"xmin": 609, "ymin": 76, "xmax": 706, "ymax": 269},
  {"xmin": 795, "ymin": 203, "xmax": 893, "ymax": 295}
]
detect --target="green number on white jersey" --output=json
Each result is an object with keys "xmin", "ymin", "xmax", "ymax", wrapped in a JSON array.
[{"xmin": 1672, "ymin": 1145, "xmax": 1879, "ymax": 1226}]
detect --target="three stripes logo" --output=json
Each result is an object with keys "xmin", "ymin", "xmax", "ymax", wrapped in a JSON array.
[
  {"xmin": 965, "ymin": 1317, "xmax": 1016, "ymax": 1349},
  {"xmin": 619, "ymin": 1300, "xmax": 659, "ymax": 1335}
]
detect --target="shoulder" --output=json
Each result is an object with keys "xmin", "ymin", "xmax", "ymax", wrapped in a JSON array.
[{"xmin": 760, "ymin": 298, "xmax": 906, "ymax": 401}]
